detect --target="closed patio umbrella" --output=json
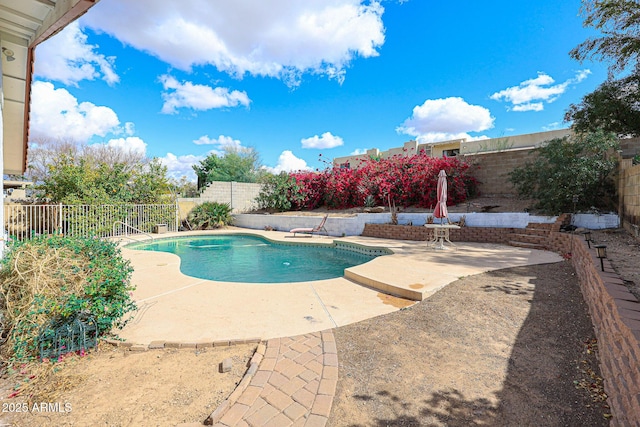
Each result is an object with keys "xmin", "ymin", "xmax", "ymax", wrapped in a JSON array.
[{"xmin": 433, "ymin": 170, "xmax": 448, "ymax": 224}]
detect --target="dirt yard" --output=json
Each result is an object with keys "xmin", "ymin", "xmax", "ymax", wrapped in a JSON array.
[
  {"xmin": 0, "ymin": 343, "xmax": 256, "ymax": 426},
  {"xmin": 329, "ymin": 262, "xmax": 610, "ymax": 427}
]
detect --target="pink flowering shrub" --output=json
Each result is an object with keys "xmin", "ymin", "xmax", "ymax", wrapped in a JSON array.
[
  {"xmin": 290, "ymin": 170, "xmax": 329, "ymax": 210},
  {"xmin": 265, "ymin": 153, "xmax": 478, "ymax": 211}
]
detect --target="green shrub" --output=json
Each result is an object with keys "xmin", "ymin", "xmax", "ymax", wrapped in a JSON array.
[
  {"xmin": 0, "ymin": 235, "xmax": 136, "ymax": 362},
  {"xmin": 187, "ymin": 202, "xmax": 233, "ymax": 229},
  {"xmin": 255, "ymin": 172, "xmax": 302, "ymax": 212},
  {"xmin": 509, "ymin": 130, "xmax": 619, "ymax": 214}
]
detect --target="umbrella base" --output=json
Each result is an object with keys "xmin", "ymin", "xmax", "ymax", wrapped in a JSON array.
[{"xmin": 424, "ymin": 224, "xmax": 459, "ymax": 251}]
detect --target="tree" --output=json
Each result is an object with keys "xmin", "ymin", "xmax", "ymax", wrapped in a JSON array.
[
  {"xmin": 125, "ymin": 158, "xmax": 172, "ymax": 204},
  {"xmin": 570, "ymin": 0, "xmax": 640, "ymax": 74},
  {"xmin": 38, "ymin": 154, "xmax": 171, "ymax": 205},
  {"xmin": 27, "ymin": 137, "xmax": 171, "ymax": 204},
  {"xmin": 26, "ymin": 138, "xmax": 147, "ymax": 184},
  {"xmin": 169, "ymin": 176, "xmax": 199, "ymax": 198},
  {"xmin": 193, "ymin": 146, "xmax": 262, "ymax": 189},
  {"xmin": 565, "ymin": 72, "xmax": 640, "ymax": 136},
  {"xmin": 509, "ymin": 131, "xmax": 619, "ymax": 214}
]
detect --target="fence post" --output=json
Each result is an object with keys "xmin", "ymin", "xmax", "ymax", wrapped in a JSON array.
[
  {"xmin": 58, "ymin": 203, "xmax": 63, "ymax": 235},
  {"xmin": 175, "ymin": 200, "xmax": 179, "ymax": 231}
]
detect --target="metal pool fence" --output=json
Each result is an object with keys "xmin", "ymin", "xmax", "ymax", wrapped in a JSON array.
[{"xmin": 4, "ymin": 203, "xmax": 179, "ymax": 241}]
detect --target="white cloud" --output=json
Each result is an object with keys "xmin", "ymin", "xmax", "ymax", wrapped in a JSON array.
[
  {"xmin": 350, "ymin": 148, "xmax": 367, "ymax": 155},
  {"xmin": 490, "ymin": 70, "xmax": 591, "ymax": 112},
  {"xmin": 35, "ymin": 21, "xmax": 118, "ymax": 86},
  {"xmin": 160, "ymin": 75, "xmax": 250, "ymax": 114},
  {"xmin": 512, "ymin": 102, "xmax": 544, "ymax": 112},
  {"xmin": 301, "ymin": 132, "xmax": 344, "ymax": 149},
  {"xmin": 542, "ymin": 122, "xmax": 563, "ymax": 131},
  {"xmin": 193, "ymin": 135, "xmax": 242, "ymax": 151},
  {"xmin": 159, "ymin": 152, "xmax": 205, "ymax": 181},
  {"xmin": 397, "ymin": 97, "xmax": 494, "ymax": 143},
  {"xmin": 82, "ymin": 0, "xmax": 385, "ymax": 86},
  {"xmin": 105, "ymin": 137, "xmax": 148, "ymax": 155},
  {"xmin": 30, "ymin": 81, "xmax": 121, "ymax": 142},
  {"xmin": 123, "ymin": 122, "xmax": 136, "ymax": 136},
  {"xmin": 264, "ymin": 151, "xmax": 311, "ymax": 174}
]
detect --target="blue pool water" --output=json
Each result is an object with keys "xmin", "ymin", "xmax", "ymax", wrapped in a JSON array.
[{"xmin": 126, "ymin": 234, "xmax": 380, "ymax": 283}]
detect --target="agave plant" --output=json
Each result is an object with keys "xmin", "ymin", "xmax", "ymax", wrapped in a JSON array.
[
  {"xmin": 187, "ymin": 202, "xmax": 233, "ymax": 229},
  {"xmin": 363, "ymin": 194, "xmax": 376, "ymax": 208}
]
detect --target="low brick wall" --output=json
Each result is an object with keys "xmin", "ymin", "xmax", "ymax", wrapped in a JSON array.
[
  {"xmin": 361, "ymin": 221, "xmax": 640, "ymax": 425},
  {"xmin": 556, "ymin": 233, "xmax": 640, "ymax": 426},
  {"xmin": 361, "ymin": 223, "xmax": 518, "ymax": 244}
]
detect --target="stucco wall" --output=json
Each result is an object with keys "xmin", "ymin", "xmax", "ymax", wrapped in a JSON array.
[{"xmin": 232, "ymin": 212, "xmax": 615, "ymax": 237}]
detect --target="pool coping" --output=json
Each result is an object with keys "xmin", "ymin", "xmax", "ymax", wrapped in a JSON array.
[{"xmin": 116, "ymin": 227, "xmax": 564, "ymax": 303}]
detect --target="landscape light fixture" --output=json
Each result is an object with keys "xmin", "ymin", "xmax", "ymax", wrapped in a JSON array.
[
  {"xmin": 582, "ymin": 230, "xmax": 592, "ymax": 248},
  {"xmin": 2, "ymin": 47, "xmax": 15, "ymax": 62},
  {"xmin": 594, "ymin": 244, "xmax": 607, "ymax": 272}
]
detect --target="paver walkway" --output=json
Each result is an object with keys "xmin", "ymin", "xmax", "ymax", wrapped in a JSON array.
[{"xmin": 208, "ymin": 330, "xmax": 337, "ymax": 427}]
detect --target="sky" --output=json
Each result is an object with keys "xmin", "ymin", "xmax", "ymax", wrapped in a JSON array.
[{"xmin": 29, "ymin": 0, "xmax": 610, "ymax": 181}]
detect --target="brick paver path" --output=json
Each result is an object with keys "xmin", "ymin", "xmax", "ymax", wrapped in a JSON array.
[{"xmin": 211, "ymin": 330, "xmax": 338, "ymax": 427}]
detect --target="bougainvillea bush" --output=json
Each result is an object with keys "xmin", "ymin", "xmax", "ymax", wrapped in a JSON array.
[{"xmin": 260, "ymin": 153, "xmax": 478, "ymax": 211}]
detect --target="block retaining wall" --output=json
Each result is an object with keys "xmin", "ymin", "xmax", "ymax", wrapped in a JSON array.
[
  {"xmin": 361, "ymin": 223, "xmax": 518, "ymax": 244},
  {"xmin": 562, "ymin": 233, "xmax": 640, "ymax": 426},
  {"xmin": 361, "ymin": 221, "xmax": 639, "ymax": 426}
]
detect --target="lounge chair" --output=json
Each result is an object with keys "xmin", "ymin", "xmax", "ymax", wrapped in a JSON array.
[{"xmin": 290, "ymin": 214, "xmax": 328, "ymax": 237}]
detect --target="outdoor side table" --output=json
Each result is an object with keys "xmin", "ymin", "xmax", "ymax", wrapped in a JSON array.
[{"xmin": 424, "ymin": 223, "xmax": 460, "ymax": 250}]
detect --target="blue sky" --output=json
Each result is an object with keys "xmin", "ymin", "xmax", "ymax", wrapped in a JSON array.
[{"xmin": 29, "ymin": 0, "xmax": 608, "ymax": 181}]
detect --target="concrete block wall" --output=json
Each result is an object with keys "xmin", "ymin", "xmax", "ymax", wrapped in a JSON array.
[
  {"xmin": 460, "ymin": 149, "xmax": 539, "ymax": 197},
  {"xmin": 619, "ymin": 137, "xmax": 640, "ymax": 159},
  {"xmin": 180, "ymin": 181, "xmax": 264, "ymax": 215},
  {"xmin": 199, "ymin": 181, "xmax": 263, "ymax": 213},
  {"xmin": 619, "ymin": 161, "xmax": 640, "ymax": 234}
]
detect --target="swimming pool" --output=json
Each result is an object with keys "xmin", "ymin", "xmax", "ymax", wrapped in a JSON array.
[{"xmin": 126, "ymin": 234, "xmax": 385, "ymax": 283}]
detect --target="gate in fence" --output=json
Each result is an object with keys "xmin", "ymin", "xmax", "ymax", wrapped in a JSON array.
[{"xmin": 4, "ymin": 203, "xmax": 179, "ymax": 241}]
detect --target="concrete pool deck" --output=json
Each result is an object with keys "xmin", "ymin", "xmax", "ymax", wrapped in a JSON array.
[{"xmin": 115, "ymin": 227, "xmax": 562, "ymax": 345}]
